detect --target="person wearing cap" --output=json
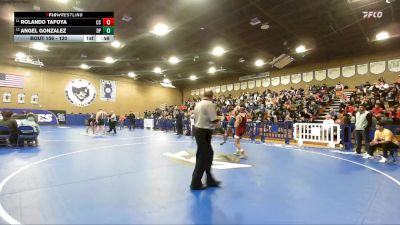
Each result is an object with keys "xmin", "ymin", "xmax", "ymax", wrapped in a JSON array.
[
  {"xmin": 364, "ymin": 122, "xmax": 399, "ymax": 163},
  {"xmin": 190, "ymin": 90, "xmax": 221, "ymax": 190},
  {"xmin": 355, "ymin": 104, "xmax": 372, "ymax": 155}
]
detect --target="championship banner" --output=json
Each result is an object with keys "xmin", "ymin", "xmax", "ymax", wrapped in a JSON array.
[
  {"xmin": 234, "ymin": 83, "xmax": 240, "ymax": 91},
  {"xmin": 357, "ymin": 64, "xmax": 368, "ymax": 75},
  {"xmin": 215, "ymin": 86, "xmax": 221, "ymax": 93},
  {"xmin": 240, "ymin": 82, "xmax": 247, "ymax": 90},
  {"xmin": 341, "ymin": 65, "xmax": 355, "ymax": 78},
  {"xmin": 191, "ymin": 90, "xmax": 195, "ymax": 96},
  {"xmin": 227, "ymin": 84, "xmax": 233, "ymax": 91},
  {"xmin": 280, "ymin": 75, "xmax": 290, "ymax": 85},
  {"xmin": 100, "ymin": 80, "xmax": 117, "ymax": 101},
  {"xmin": 221, "ymin": 85, "xmax": 227, "ymax": 92},
  {"xmin": 3, "ymin": 92, "xmax": 11, "ymax": 103},
  {"xmin": 291, "ymin": 74, "xmax": 301, "ymax": 84},
  {"xmin": 17, "ymin": 93, "xmax": 25, "ymax": 104},
  {"xmin": 255, "ymin": 79, "xmax": 262, "ymax": 87},
  {"xmin": 327, "ymin": 68, "xmax": 340, "ymax": 79},
  {"xmin": 388, "ymin": 59, "xmax": 400, "ymax": 72},
  {"xmin": 195, "ymin": 89, "xmax": 200, "ymax": 95},
  {"xmin": 370, "ymin": 61, "xmax": 385, "ymax": 74},
  {"xmin": 314, "ymin": 70, "xmax": 326, "ymax": 81},
  {"xmin": 31, "ymin": 93, "xmax": 38, "ymax": 104},
  {"xmin": 271, "ymin": 77, "xmax": 280, "ymax": 86},
  {"xmin": 0, "ymin": 108, "xmax": 60, "ymax": 125},
  {"xmin": 200, "ymin": 88, "xmax": 204, "ymax": 95},
  {"xmin": 248, "ymin": 80, "xmax": 255, "ymax": 89},
  {"xmin": 302, "ymin": 72, "xmax": 313, "ymax": 82},
  {"xmin": 262, "ymin": 78, "xmax": 270, "ymax": 87}
]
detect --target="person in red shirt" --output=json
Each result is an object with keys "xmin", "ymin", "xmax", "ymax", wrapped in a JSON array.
[
  {"xmin": 345, "ymin": 103, "xmax": 356, "ymax": 114},
  {"xmin": 234, "ymin": 106, "xmax": 249, "ymax": 159},
  {"xmin": 371, "ymin": 104, "xmax": 384, "ymax": 117},
  {"xmin": 396, "ymin": 107, "xmax": 400, "ymax": 120}
]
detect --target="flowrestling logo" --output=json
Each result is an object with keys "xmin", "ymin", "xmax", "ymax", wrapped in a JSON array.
[{"xmin": 64, "ymin": 79, "xmax": 96, "ymax": 107}]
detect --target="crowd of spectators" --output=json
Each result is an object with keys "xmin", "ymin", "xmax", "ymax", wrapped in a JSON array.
[
  {"xmin": 143, "ymin": 85, "xmax": 336, "ymax": 123},
  {"xmin": 333, "ymin": 77, "xmax": 400, "ymax": 126},
  {"xmin": 142, "ymin": 76, "xmax": 400, "ymax": 130}
]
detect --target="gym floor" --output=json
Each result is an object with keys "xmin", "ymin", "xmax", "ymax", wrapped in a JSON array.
[{"xmin": 0, "ymin": 126, "xmax": 399, "ymax": 224}]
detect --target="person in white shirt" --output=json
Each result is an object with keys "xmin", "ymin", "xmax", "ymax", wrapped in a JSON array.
[
  {"xmin": 322, "ymin": 114, "xmax": 335, "ymax": 130},
  {"xmin": 190, "ymin": 90, "xmax": 221, "ymax": 190}
]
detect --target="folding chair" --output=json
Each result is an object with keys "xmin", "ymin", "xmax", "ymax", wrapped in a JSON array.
[
  {"xmin": 17, "ymin": 126, "xmax": 38, "ymax": 146},
  {"xmin": 0, "ymin": 126, "xmax": 10, "ymax": 146}
]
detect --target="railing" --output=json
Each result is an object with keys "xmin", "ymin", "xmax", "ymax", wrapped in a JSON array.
[{"xmin": 293, "ymin": 123, "xmax": 341, "ymax": 148}]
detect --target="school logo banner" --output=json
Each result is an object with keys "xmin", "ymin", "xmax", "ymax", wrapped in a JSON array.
[
  {"xmin": 100, "ymin": 80, "xmax": 117, "ymax": 101},
  {"xmin": 64, "ymin": 79, "xmax": 96, "ymax": 107}
]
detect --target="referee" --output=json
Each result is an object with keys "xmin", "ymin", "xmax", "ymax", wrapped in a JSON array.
[{"xmin": 190, "ymin": 90, "xmax": 221, "ymax": 190}]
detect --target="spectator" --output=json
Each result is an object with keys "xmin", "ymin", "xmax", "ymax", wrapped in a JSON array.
[
  {"xmin": 335, "ymin": 82, "xmax": 344, "ymax": 91},
  {"xmin": 20, "ymin": 113, "xmax": 40, "ymax": 145},
  {"xmin": 0, "ymin": 111, "xmax": 18, "ymax": 146},
  {"xmin": 355, "ymin": 104, "xmax": 372, "ymax": 155},
  {"xmin": 365, "ymin": 122, "xmax": 399, "ymax": 163}
]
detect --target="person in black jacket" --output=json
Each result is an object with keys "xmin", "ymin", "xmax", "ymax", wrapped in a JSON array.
[
  {"xmin": 0, "ymin": 111, "xmax": 18, "ymax": 146},
  {"xmin": 128, "ymin": 111, "xmax": 136, "ymax": 130},
  {"xmin": 176, "ymin": 109, "xmax": 184, "ymax": 135}
]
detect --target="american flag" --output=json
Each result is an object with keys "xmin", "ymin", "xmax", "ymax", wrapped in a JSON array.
[{"xmin": 0, "ymin": 73, "xmax": 24, "ymax": 89}]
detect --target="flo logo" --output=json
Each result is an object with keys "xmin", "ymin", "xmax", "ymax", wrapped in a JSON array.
[
  {"xmin": 363, "ymin": 11, "xmax": 383, "ymax": 19},
  {"xmin": 65, "ymin": 79, "xmax": 96, "ymax": 107}
]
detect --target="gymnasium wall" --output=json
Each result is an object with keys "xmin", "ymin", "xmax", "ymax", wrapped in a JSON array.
[
  {"xmin": 182, "ymin": 50, "xmax": 400, "ymax": 100},
  {"xmin": 0, "ymin": 63, "xmax": 182, "ymax": 115}
]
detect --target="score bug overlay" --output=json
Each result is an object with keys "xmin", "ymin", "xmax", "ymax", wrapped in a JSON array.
[{"xmin": 14, "ymin": 12, "xmax": 114, "ymax": 42}]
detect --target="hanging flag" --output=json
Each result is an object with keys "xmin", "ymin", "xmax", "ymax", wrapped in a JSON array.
[{"xmin": 0, "ymin": 73, "xmax": 24, "ymax": 89}]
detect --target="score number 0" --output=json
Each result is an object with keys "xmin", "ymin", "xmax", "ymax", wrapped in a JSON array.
[{"xmin": 96, "ymin": 18, "xmax": 114, "ymax": 26}]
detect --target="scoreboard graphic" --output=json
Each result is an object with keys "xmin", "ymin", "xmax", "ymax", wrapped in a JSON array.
[{"xmin": 14, "ymin": 12, "xmax": 114, "ymax": 42}]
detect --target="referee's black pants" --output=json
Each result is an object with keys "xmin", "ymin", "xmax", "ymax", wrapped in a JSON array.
[{"xmin": 191, "ymin": 128, "xmax": 216, "ymax": 186}]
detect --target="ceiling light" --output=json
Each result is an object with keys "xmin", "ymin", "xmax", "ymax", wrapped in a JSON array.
[
  {"xmin": 104, "ymin": 56, "xmax": 115, "ymax": 64},
  {"xmin": 208, "ymin": 67, "xmax": 216, "ymax": 74},
  {"xmin": 56, "ymin": 0, "xmax": 68, "ymax": 3},
  {"xmin": 211, "ymin": 46, "xmax": 225, "ymax": 56},
  {"xmin": 31, "ymin": 42, "xmax": 48, "ymax": 51},
  {"xmin": 260, "ymin": 23, "xmax": 270, "ymax": 30},
  {"xmin": 16, "ymin": 52, "xmax": 26, "ymax": 59},
  {"xmin": 72, "ymin": 6, "xmax": 84, "ymax": 11},
  {"xmin": 168, "ymin": 56, "xmax": 180, "ymax": 64},
  {"xmin": 376, "ymin": 31, "xmax": 390, "ymax": 41},
  {"xmin": 295, "ymin": 45, "xmax": 306, "ymax": 53},
  {"xmin": 151, "ymin": 23, "xmax": 170, "ymax": 36},
  {"xmin": 163, "ymin": 78, "xmax": 171, "ymax": 83},
  {"xmin": 128, "ymin": 72, "xmax": 136, "ymax": 78},
  {"xmin": 190, "ymin": 75, "xmax": 197, "ymax": 80},
  {"xmin": 80, "ymin": 64, "xmax": 90, "ymax": 70},
  {"xmin": 122, "ymin": 15, "xmax": 132, "ymax": 22},
  {"xmin": 255, "ymin": 59, "xmax": 264, "ymax": 67},
  {"xmin": 111, "ymin": 40, "xmax": 121, "ymax": 48},
  {"xmin": 153, "ymin": 67, "xmax": 162, "ymax": 74}
]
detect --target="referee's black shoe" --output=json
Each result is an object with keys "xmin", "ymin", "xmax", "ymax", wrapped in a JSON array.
[
  {"xmin": 190, "ymin": 184, "xmax": 207, "ymax": 190},
  {"xmin": 207, "ymin": 180, "xmax": 221, "ymax": 187}
]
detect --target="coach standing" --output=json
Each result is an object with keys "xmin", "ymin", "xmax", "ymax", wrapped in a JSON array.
[{"xmin": 190, "ymin": 90, "xmax": 221, "ymax": 190}]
